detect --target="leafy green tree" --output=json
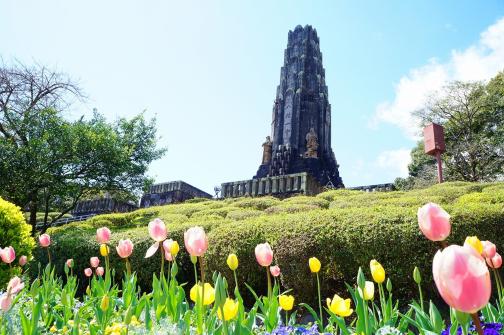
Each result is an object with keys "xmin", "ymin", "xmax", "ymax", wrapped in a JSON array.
[
  {"xmin": 0, "ymin": 63, "xmax": 165, "ymax": 231},
  {"xmin": 396, "ymin": 72, "xmax": 504, "ymax": 189}
]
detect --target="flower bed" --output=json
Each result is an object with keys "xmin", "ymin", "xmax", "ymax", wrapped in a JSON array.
[{"xmin": 1, "ymin": 182, "xmax": 504, "ymax": 334}]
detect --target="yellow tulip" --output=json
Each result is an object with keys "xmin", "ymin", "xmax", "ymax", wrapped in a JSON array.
[
  {"xmin": 190, "ymin": 283, "xmax": 215, "ymax": 305},
  {"xmin": 130, "ymin": 315, "xmax": 141, "ymax": 326},
  {"xmin": 309, "ymin": 257, "xmax": 321, "ymax": 273},
  {"xmin": 100, "ymin": 244, "xmax": 109, "ymax": 257},
  {"xmin": 369, "ymin": 259, "xmax": 385, "ymax": 284},
  {"xmin": 217, "ymin": 298, "xmax": 239, "ymax": 321},
  {"xmin": 100, "ymin": 295, "xmax": 109, "ymax": 311},
  {"xmin": 170, "ymin": 241, "xmax": 180, "ymax": 257},
  {"xmin": 227, "ymin": 253, "xmax": 239, "ymax": 271},
  {"xmin": 326, "ymin": 294, "xmax": 353, "ymax": 317},
  {"xmin": 358, "ymin": 281, "xmax": 375, "ymax": 300},
  {"xmin": 279, "ymin": 295, "xmax": 295, "ymax": 311},
  {"xmin": 464, "ymin": 236, "xmax": 483, "ymax": 254}
]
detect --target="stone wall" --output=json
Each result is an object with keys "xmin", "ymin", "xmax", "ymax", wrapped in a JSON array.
[
  {"xmin": 221, "ymin": 172, "xmax": 321, "ymax": 198},
  {"xmin": 140, "ymin": 181, "xmax": 212, "ymax": 207}
]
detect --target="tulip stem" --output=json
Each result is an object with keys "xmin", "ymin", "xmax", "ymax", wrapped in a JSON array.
[
  {"xmin": 167, "ymin": 261, "xmax": 172, "ymax": 287},
  {"xmin": 160, "ymin": 244, "xmax": 165, "ymax": 278},
  {"xmin": 233, "ymin": 270, "xmax": 240, "ymax": 295},
  {"xmin": 364, "ymin": 300, "xmax": 369, "ymax": 335},
  {"xmin": 417, "ymin": 282, "xmax": 424, "ymax": 312},
  {"xmin": 285, "ymin": 311, "xmax": 288, "ymax": 326},
  {"xmin": 220, "ymin": 305, "xmax": 228, "ymax": 335},
  {"xmin": 470, "ymin": 313, "xmax": 483, "ymax": 335},
  {"xmin": 193, "ymin": 262, "xmax": 198, "ymax": 285},
  {"xmin": 46, "ymin": 248, "xmax": 52, "ymax": 265},
  {"xmin": 316, "ymin": 273, "xmax": 323, "ymax": 327},
  {"xmin": 266, "ymin": 267, "xmax": 272, "ymax": 299},
  {"xmin": 200, "ymin": 256, "xmax": 206, "ymax": 333},
  {"xmin": 125, "ymin": 258, "xmax": 131, "ymax": 277}
]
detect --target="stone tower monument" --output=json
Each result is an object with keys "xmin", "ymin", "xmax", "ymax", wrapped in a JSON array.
[{"xmin": 254, "ymin": 25, "xmax": 344, "ymax": 188}]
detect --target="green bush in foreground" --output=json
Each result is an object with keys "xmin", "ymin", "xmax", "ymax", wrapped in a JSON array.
[
  {"xmin": 0, "ymin": 197, "xmax": 35, "ymax": 288},
  {"xmin": 34, "ymin": 182, "xmax": 504, "ymax": 306}
]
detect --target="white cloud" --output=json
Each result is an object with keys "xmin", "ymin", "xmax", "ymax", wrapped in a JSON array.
[
  {"xmin": 372, "ymin": 17, "xmax": 504, "ymax": 140},
  {"xmin": 375, "ymin": 149, "xmax": 412, "ymax": 178}
]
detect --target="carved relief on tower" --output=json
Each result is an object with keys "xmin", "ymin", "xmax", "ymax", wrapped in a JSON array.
[
  {"xmin": 304, "ymin": 127, "xmax": 319, "ymax": 158},
  {"xmin": 261, "ymin": 136, "xmax": 273, "ymax": 164}
]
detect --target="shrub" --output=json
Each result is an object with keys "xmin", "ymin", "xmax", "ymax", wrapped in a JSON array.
[
  {"xmin": 231, "ymin": 196, "xmax": 281, "ymax": 210},
  {"xmin": 227, "ymin": 209, "xmax": 263, "ymax": 221},
  {"xmin": 281, "ymin": 195, "xmax": 330, "ymax": 209},
  {"xmin": 34, "ymin": 182, "xmax": 504, "ymax": 306},
  {"xmin": 264, "ymin": 204, "xmax": 321, "ymax": 214},
  {"xmin": 0, "ymin": 197, "xmax": 36, "ymax": 288}
]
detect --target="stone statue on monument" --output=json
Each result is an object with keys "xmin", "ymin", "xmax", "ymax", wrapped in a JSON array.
[
  {"xmin": 305, "ymin": 128, "xmax": 319, "ymax": 158},
  {"xmin": 262, "ymin": 136, "xmax": 273, "ymax": 164}
]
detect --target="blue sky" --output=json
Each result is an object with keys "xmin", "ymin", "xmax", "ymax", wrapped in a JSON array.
[{"xmin": 1, "ymin": 1, "xmax": 503, "ymax": 194}]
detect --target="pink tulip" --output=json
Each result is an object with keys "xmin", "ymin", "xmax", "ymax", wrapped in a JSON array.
[
  {"xmin": 0, "ymin": 294, "xmax": 11, "ymax": 312},
  {"xmin": 255, "ymin": 242, "xmax": 273, "ymax": 267},
  {"xmin": 482, "ymin": 241, "xmax": 497, "ymax": 259},
  {"xmin": 433, "ymin": 244, "xmax": 491, "ymax": 313},
  {"xmin": 164, "ymin": 249, "xmax": 173, "ymax": 261},
  {"xmin": 84, "ymin": 268, "xmax": 93, "ymax": 277},
  {"xmin": 7, "ymin": 276, "xmax": 24, "ymax": 295},
  {"xmin": 96, "ymin": 266, "xmax": 104, "ymax": 277},
  {"xmin": 417, "ymin": 203, "xmax": 451, "ymax": 241},
  {"xmin": 0, "ymin": 246, "xmax": 15, "ymax": 264},
  {"xmin": 66, "ymin": 259, "xmax": 74, "ymax": 268},
  {"xmin": 18, "ymin": 255, "xmax": 27, "ymax": 266},
  {"xmin": 96, "ymin": 227, "xmax": 111, "ymax": 244},
  {"xmin": 163, "ymin": 239, "xmax": 173, "ymax": 251},
  {"xmin": 39, "ymin": 234, "xmax": 51, "ymax": 247},
  {"xmin": 116, "ymin": 239, "xmax": 134, "ymax": 258},
  {"xmin": 90, "ymin": 257, "xmax": 100, "ymax": 268},
  {"xmin": 148, "ymin": 218, "xmax": 167, "ymax": 242},
  {"xmin": 486, "ymin": 253, "xmax": 502, "ymax": 269},
  {"xmin": 184, "ymin": 226, "xmax": 208, "ymax": 257},
  {"xmin": 270, "ymin": 265, "xmax": 281, "ymax": 277}
]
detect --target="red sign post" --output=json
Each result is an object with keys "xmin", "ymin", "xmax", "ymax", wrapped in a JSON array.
[{"xmin": 423, "ymin": 123, "xmax": 446, "ymax": 183}]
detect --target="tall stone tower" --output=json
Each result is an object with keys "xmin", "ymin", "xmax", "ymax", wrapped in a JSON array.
[{"xmin": 254, "ymin": 25, "xmax": 344, "ymax": 188}]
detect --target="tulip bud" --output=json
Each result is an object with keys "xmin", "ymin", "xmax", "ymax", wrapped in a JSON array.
[
  {"xmin": 309, "ymin": 257, "xmax": 321, "ymax": 273},
  {"xmin": 278, "ymin": 295, "xmax": 295, "ymax": 311},
  {"xmin": 18, "ymin": 255, "xmax": 28, "ymax": 267},
  {"xmin": 190, "ymin": 255, "xmax": 198, "ymax": 264},
  {"xmin": 270, "ymin": 265, "xmax": 281, "ymax": 277},
  {"xmin": 357, "ymin": 267, "xmax": 366, "ymax": 289},
  {"xmin": 100, "ymin": 244, "xmax": 109, "ymax": 257},
  {"xmin": 370, "ymin": 259, "xmax": 385, "ymax": 284},
  {"xmin": 90, "ymin": 257, "xmax": 100, "ymax": 268},
  {"xmin": 358, "ymin": 281, "xmax": 375, "ymax": 300},
  {"xmin": 96, "ymin": 267, "xmax": 104, "ymax": 277},
  {"xmin": 86, "ymin": 285, "xmax": 91, "ymax": 295},
  {"xmin": 386, "ymin": 278, "xmax": 392, "ymax": 292},
  {"xmin": 100, "ymin": 295, "xmax": 109, "ymax": 311},
  {"xmin": 464, "ymin": 236, "xmax": 483, "ymax": 255},
  {"xmin": 227, "ymin": 253, "xmax": 239, "ymax": 271},
  {"xmin": 413, "ymin": 266, "xmax": 421, "ymax": 284},
  {"xmin": 170, "ymin": 241, "xmax": 180, "ymax": 257}
]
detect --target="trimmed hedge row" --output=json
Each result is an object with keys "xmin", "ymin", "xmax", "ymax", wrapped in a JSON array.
[{"xmin": 33, "ymin": 182, "xmax": 504, "ymax": 306}]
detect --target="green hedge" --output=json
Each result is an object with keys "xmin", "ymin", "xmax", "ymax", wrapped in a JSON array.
[
  {"xmin": 33, "ymin": 182, "xmax": 504, "ymax": 306},
  {"xmin": 1, "ymin": 198, "xmax": 36, "ymax": 288}
]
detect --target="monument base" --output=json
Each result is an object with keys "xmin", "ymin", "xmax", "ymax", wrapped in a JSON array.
[{"xmin": 221, "ymin": 172, "xmax": 322, "ymax": 199}]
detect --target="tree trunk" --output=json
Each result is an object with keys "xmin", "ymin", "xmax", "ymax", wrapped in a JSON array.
[
  {"xmin": 28, "ymin": 193, "xmax": 38, "ymax": 235},
  {"xmin": 43, "ymin": 191, "xmax": 50, "ymax": 230}
]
